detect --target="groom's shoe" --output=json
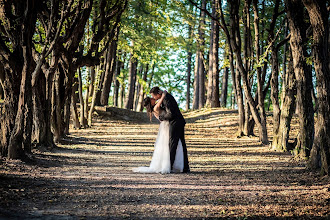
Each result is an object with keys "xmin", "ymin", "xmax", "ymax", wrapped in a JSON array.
[{"xmin": 182, "ymin": 169, "xmax": 190, "ymax": 173}]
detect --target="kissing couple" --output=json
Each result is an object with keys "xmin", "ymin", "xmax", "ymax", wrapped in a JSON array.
[{"xmin": 133, "ymin": 87, "xmax": 190, "ymax": 174}]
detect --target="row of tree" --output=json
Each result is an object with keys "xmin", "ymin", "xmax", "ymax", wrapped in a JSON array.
[
  {"xmin": 0, "ymin": 0, "xmax": 329, "ymax": 175},
  {"xmin": 0, "ymin": 0, "xmax": 127, "ymax": 158}
]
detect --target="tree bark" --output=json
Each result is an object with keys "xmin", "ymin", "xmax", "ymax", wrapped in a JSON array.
[
  {"xmin": 235, "ymin": 58, "xmax": 245, "ymax": 136},
  {"xmin": 113, "ymin": 56, "xmax": 122, "ymax": 107},
  {"xmin": 228, "ymin": 0, "xmax": 269, "ymax": 144},
  {"xmin": 220, "ymin": 67, "xmax": 228, "ymax": 108},
  {"xmin": 125, "ymin": 54, "xmax": 137, "ymax": 110},
  {"xmin": 133, "ymin": 65, "xmax": 143, "ymax": 111},
  {"xmin": 7, "ymin": 1, "xmax": 37, "ymax": 159},
  {"xmin": 206, "ymin": 0, "xmax": 220, "ymax": 108},
  {"xmin": 252, "ymin": 0, "xmax": 268, "ymax": 142},
  {"xmin": 303, "ymin": 0, "xmax": 330, "ymax": 175},
  {"xmin": 186, "ymin": 21, "xmax": 193, "ymax": 111},
  {"xmin": 101, "ymin": 39, "xmax": 118, "ymax": 106},
  {"xmin": 193, "ymin": 0, "xmax": 206, "ymax": 110},
  {"xmin": 198, "ymin": 0, "xmax": 206, "ymax": 109},
  {"xmin": 286, "ymin": 0, "xmax": 315, "ymax": 158},
  {"xmin": 78, "ymin": 68, "xmax": 87, "ymax": 128},
  {"xmin": 193, "ymin": 53, "xmax": 200, "ymax": 110},
  {"xmin": 272, "ymin": 53, "xmax": 296, "ymax": 151},
  {"xmin": 71, "ymin": 76, "xmax": 80, "ymax": 129},
  {"xmin": 137, "ymin": 64, "xmax": 149, "ymax": 112}
]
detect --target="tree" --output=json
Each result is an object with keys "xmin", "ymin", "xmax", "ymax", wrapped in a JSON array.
[
  {"xmin": 100, "ymin": 30, "xmax": 119, "ymax": 106},
  {"xmin": 1, "ymin": 0, "xmax": 38, "ymax": 158},
  {"xmin": 285, "ymin": 0, "xmax": 314, "ymax": 159},
  {"xmin": 303, "ymin": 0, "xmax": 330, "ymax": 175},
  {"xmin": 206, "ymin": 0, "xmax": 220, "ymax": 108},
  {"xmin": 193, "ymin": 0, "xmax": 206, "ymax": 110},
  {"xmin": 125, "ymin": 54, "xmax": 138, "ymax": 110},
  {"xmin": 220, "ymin": 67, "xmax": 229, "ymax": 107}
]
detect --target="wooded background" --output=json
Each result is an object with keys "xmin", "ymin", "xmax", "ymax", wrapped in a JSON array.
[{"xmin": 0, "ymin": 0, "xmax": 329, "ymax": 176}]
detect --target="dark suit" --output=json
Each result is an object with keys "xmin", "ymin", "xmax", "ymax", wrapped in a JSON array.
[{"xmin": 159, "ymin": 93, "xmax": 190, "ymax": 172}]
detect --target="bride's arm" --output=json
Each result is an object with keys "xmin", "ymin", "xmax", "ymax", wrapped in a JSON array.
[{"xmin": 154, "ymin": 90, "xmax": 167, "ymax": 110}]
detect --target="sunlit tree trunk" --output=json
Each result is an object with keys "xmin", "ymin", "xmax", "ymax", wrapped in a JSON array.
[
  {"xmin": 78, "ymin": 68, "xmax": 87, "ymax": 128},
  {"xmin": 220, "ymin": 67, "xmax": 228, "ymax": 108},
  {"xmin": 206, "ymin": 0, "xmax": 220, "ymax": 108},
  {"xmin": 272, "ymin": 53, "xmax": 296, "ymax": 151},
  {"xmin": 137, "ymin": 64, "xmax": 148, "ymax": 112},
  {"xmin": 193, "ymin": 0, "xmax": 206, "ymax": 110},
  {"xmin": 252, "ymin": 0, "xmax": 268, "ymax": 141},
  {"xmin": 101, "ymin": 38, "xmax": 118, "ymax": 106},
  {"xmin": 228, "ymin": 0, "xmax": 269, "ymax": 144},
  {"xmin": 125, "ymin": 54, "xmax": 137, "ymax": 110},
  {"xmin": 303, "ymin": 0, "xmax": 330, "ymax": 175},
  {"xmin": 0, "ymin": 66, "xmax": 3, "ymax": 99},
  {"xmin": 7, "ymin": 1, "xmax": 37, "ymax": 159},
  {"xmin": 286, "ymin": 0, "xmax": 314, "ymax": 158},
  {"xmin": 113, "ymin": 56, "xmax": 122, "ymax": 107},
  {"xmin": 186, "ymin": 20, "xmax": 193, "ymax": 111},
  {"xmin": 71, "ymin": 77, "xmax": 81, "ymax": 129}
]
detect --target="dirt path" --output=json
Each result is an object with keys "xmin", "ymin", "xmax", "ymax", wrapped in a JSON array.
[{"xmin": 0, "ymin": 109, "xmax": 329, "ymax": 219}]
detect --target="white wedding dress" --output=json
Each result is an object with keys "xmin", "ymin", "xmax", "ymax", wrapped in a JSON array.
[{"xmin": 133, "ymin": 120, "xmax": 184, "ymax": 174}]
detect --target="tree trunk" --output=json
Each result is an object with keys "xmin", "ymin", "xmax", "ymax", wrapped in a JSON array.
[
  {"xmin": 88, "ymin": 66, "xmax": 99, "ymax": 127},
  {"xmin": 7, "ymin": 1, "xmax": 37, "ymax": 158},
  {"xmin": 206, "ymin": 0, "xmax": 220, "ymax": 108},
  {"xmin": 119, "ymin": 79, "xmax": 125, "ymax": 108},
  {"xmin": 0, "ymin": 81, "xmax": 3, "ymax": 100},
  {"xmin": 8, "ymin": 50, "xmax": 34, "ymax": 159},
  {"xmin": 71, "ymin": 77, "xmax": 81, "ymax": 129},
  {"xmin": 0, "ymin": 69, "xmax": 19, "ymax": 156},
  {"xmin": 272, "ymin": 54, "xmax": 296, "ymax": 151},
  {"xmin": 125, "ymin": 54, "xmax": 137, "ymax": 110},
  {"xmin": 220, "ymin": 67, "xmax": 228, "ymax": 108},
  {"xmin": 193, "ymin": 52, "xmax": 200, "ymax": 110},
  {"xmin": 94, "ymin": 53, "xmax": 106, "ymax": 106},
  {"xmin": 186, "ymin": 22, "xmax": 193, "ymax": 111},
  {"xmin": 303, "ymin": 0, "xmax": 330, "ymax": 175},
  {"xmin": 113, "ymin": 56, "xmax": 121, "ymax": 107},
  {"xmin": 137, "ymin": 64, "xmax": 149, "ymax": 112},
  {"xmin": 229, "ymin": 0, "xmax": 269, "ymax": 144},
  {"xmin": 193, "ymin": 0, "xmax": 206, "ymax": 110},
  {"xmin": 32, "ymin": 72, "xmax": 47, "ymax": 145},
  {"xmin": 101, "ymin": 39, "xmax": 118, "ymax": 106},
  {"xmin": 252, "ymin": 0, "xmax": 268, "ymax": 143},
  {"xmin": 78, "ymin": 68, "xmax": 87, "ymax": 128},
  {"xmin": 235, "ymin": 58, "xmax": 245, "ymax": 136},
  {"xmin": 84, "ymin": 75, "xmax": 90, "ymax": 120},
  {"xmin": 270, "ymin": 48, "xmax": 281, "ymax": 150},
  {"xmin": 286, "ymin": 0, "xmax": 315, "ymax": 158},
  {"xmin": 198, "ymin": 0, "xmax": 206, "ymax": 109},
  {"xmin": 133, "ymin": 65, "xmax": 143, "ymax": 111}
]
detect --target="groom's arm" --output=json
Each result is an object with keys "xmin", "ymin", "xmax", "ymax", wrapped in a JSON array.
[{"xmin": 159, "ymin": 95, "xmax": 175, "ymax": 121}]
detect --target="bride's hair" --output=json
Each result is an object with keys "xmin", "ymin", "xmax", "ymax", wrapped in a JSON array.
[{"xmin": 143, "ymin": 97, "xmax": 154, "ymax": 121}]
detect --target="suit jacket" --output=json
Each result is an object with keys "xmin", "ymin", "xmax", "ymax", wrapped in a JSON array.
[{"xmin": 159, "ymin": 93, "xmax": 185, "ymax": 125}]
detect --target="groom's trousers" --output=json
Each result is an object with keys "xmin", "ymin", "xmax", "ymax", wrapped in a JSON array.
[{"xmin": 169, "ymin": 120, "xmax": 190, "ymax": 172}]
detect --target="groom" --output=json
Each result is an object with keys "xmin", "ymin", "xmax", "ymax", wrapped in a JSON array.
[{"xmin": 150, "ymin": 87, "xmax": 190, "ymax": 173}]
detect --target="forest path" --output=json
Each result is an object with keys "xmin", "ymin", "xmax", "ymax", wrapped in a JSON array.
[{"xmin": 0, "ymin": 108, "xmax": 329, "ymax": 219}]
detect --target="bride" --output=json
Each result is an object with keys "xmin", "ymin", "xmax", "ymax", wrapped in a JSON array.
[{"xmin": 132, "ymin": 91, "xmax": 184, "ymax": 174}]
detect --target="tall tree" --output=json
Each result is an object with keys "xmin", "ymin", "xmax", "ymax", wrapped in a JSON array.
[
  {"xmin": 100, "ymin": 31, "xmax": 119, "ymax": 106},
  {"xmin": 303, "ymin": 0, "xmax": 330, "ymax": 175},
  {"xmin": 125, "ymin": 54, "xmax": 137, "ymax": 110},
  {"xmin": 193, "ymin": 0, "xmax": 206, "ymax": 110},
  {"xmin": 206, "ymin": 0, "xmax": 220, "ymax": 108},
  {"xmin": 220, "ymin": 67, "xmax": 229, "ymax": 107},
  {"xmin": 285, "ymin": 0, "xmax": 314, "ymax": 158}
]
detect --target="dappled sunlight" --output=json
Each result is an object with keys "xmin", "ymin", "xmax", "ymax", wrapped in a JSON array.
[{"xmin": 1, "ymin": 109, "xmax": 329, "ymax": 218}]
